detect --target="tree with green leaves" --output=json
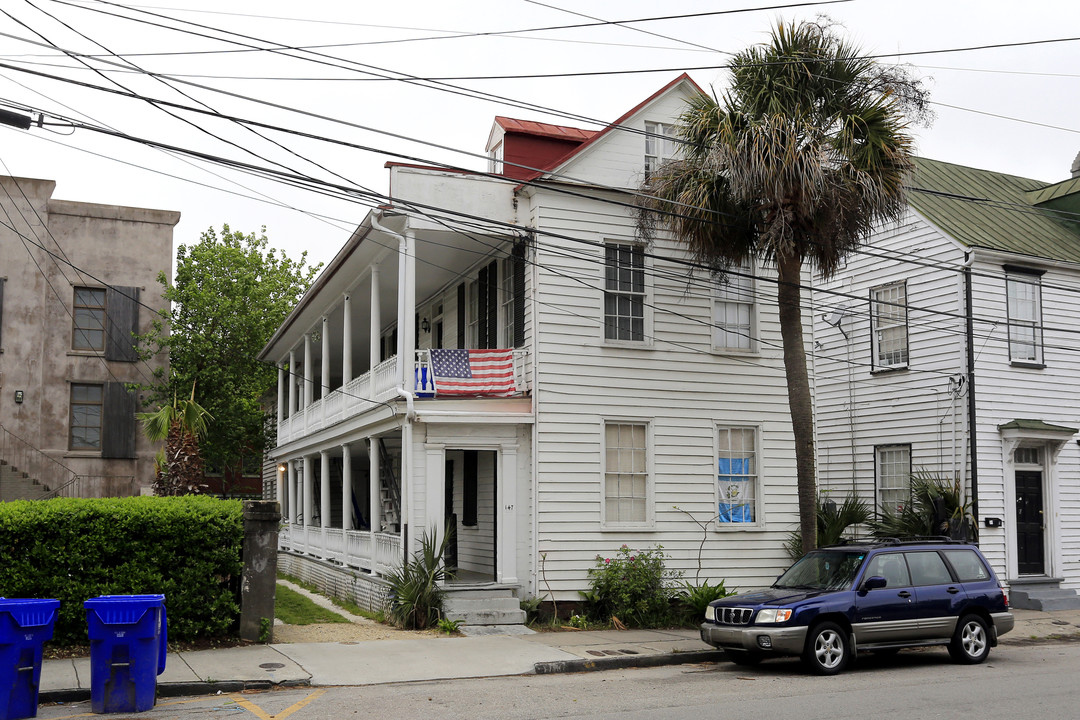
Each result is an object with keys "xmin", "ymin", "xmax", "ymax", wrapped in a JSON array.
[
  {"xmin": 140, "ymin": 225, "xmax": 321, "ymax": 489},
  {"xmin": 641, "ymin": 19, "xmax": 928, "ymax": 553}
]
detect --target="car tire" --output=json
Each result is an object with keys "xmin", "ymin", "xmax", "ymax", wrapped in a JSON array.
[
  {"xmin": 803, "ymin": 621, "xmax": 850, "ymax": 675},
  {"xmin": 725, "ymin": 650, "xmax": 762, "ymax": 666},
  {"xmin": 949, "ymin": 614, "xmax": 991, "ymax": 664}
]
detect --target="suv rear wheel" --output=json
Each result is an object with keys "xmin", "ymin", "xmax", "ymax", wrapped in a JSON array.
[
  {"xmin": 949, "ymin": 614, "xmax": 991, "ymax": 664},
  {"xmin": 803, "ymin": 621, "xmax": 850, "ymax": 675}
]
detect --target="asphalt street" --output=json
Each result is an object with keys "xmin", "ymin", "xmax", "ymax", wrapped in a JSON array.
[{"xmin": 33, "ymin": 640, "xmax": 1080, "ymax": 720}]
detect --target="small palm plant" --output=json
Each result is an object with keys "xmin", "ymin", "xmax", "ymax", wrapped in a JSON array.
[
  {"xmin": 385, "ymin": 526, "xmax": 452, "ymax": 630},
  {"xmin": 786, "ymin": 493, "xmax": 872, "ymax": 559},
  {"xmin": 138, "ymin": 382, "xmax": 211, "ymax": 496},
  {"xmin": 867, "ymin": 471, "xmax": 976, "ymax": 542}
]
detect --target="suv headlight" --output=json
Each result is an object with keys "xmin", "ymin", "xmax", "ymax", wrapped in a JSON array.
[
  {"xmin": 704, "ymin": 605, "xmax": 717, "ymax": 622},
  {"xmin": 755, "ymin": 608, "xmax": 792, "ymax": 624}
]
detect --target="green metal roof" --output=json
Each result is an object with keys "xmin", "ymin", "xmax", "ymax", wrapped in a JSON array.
[
  {"xmin": 907, "ymin": 157, "xmax": 1080, "ymax": 264},
  {"xmin": 997, "ymin": 419, "xmax": 1078, "ymax": 435}
]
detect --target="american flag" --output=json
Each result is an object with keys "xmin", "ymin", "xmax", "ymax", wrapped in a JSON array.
[{"xmin": 429, "ymin": 349, "xmax": 516, "ymax": 397}]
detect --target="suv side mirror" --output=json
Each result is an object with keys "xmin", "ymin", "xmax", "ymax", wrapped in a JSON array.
[{"xmin": 863, "ymin": 575, "xmax": 887, "ymax": 591}]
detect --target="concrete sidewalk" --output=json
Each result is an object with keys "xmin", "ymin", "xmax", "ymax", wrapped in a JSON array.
[{"xmin": 37, "ymin": 607, "xmax": 1080, "ymax": 703}]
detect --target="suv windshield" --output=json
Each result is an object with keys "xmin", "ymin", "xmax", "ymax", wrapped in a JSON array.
[{"xmin": 773, "ymin": 550, "xmax": 866, "ymax": 591}]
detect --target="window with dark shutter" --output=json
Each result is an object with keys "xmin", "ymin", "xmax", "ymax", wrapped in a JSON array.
[
  {"xmin": 102, "ymin": 381, "xmax": 137, "ymax": 459},
  {"xmin": 105, "ymin": 286, "xmax": 139, "ymax": 362},
  {"xmin": 457, "ymin": 283, "xmax": 466, "ymax": 349},
  {"xmin": 477, "ymin": 264, "xmax": 490, "ymax": 349},
  {"xmin": 512, "ymin": 240, "xmax": 526, "ymax": 348},
  {"xmin": 463, "ymin": 450, "xmax": 478, "ymax": 527}
]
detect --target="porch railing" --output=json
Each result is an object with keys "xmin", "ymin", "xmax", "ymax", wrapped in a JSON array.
[
  {"xmin": 277, "ymin": 350, "xmax": 531, "ymax": 445},
  {"xmin": 279, "ymin": 521, "xmax": 401, "ymax": 576}
]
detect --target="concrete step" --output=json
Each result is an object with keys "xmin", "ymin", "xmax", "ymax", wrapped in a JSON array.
[
  {"xmin": 444, "ymin": 588, "xmax": 516, "ymax": 600},
  {"xmin": 443, "ymin": 594, "xmax": 526, "ymax": 626},
  {"xmin": 1010, "ymin": 580, "xmax": 1080, "ymax": 611}
]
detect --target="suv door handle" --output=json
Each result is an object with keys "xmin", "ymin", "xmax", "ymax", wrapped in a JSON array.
[
  {"xmin": 947, "ymin": 587, "xmax": 960, "ymax": 594},
  {"xmin": 897, "ymin": 591, "xmax": 911, "ymax": 598}
]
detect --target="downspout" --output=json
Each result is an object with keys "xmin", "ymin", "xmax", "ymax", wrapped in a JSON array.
[
  {"xmin": 963, "ymin": 252, "xmax": 980, "ymax": 528},
  {"xmin": 371, "ymin": 211, "xmax": 417, "ymax": 558}
]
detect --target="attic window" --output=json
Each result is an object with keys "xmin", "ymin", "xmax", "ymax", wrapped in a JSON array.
[
  {"xmin": 644, "ymin": 122, "xmax": 677, "ymax": 181},
  {"xmin": 489, "ymin": 142, "xmax": 503, "ymax": 174}
]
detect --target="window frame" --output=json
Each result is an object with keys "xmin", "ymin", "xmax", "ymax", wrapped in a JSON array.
[
  {"xmin": 72, "ymin": 286, "xmax": 107, "ymax": 352},
  {"xmin": 712, "ymin": 261, "xmax": 757, "ymax": 353},
  {"xmin": 602, "ymin": 241, "xmax": 650, "ymax": 344},
  {"xmin": 643, "ymin": 121, "xmax": 677, "ymax": 182},
  {"xmin": 69, "ymin": 382, "xmax": 104, "ymax": 451},
  {"xmin": 870, "ymin": 281, "xmax": 909, "ymax": 371},
  {"xmin": 1005, "ymin": 267, "xmax": 1044, "ymax": 367},
  {"xmin": 600, "ymin": 419, "xmax": 654, "ymax": 529},
  {"xmin": 715, "ymin": 424, "xmax": 763, "ymax": 528},
  {"xmin": 501, "ymin": 255, "xmax": 515, "ymax": 348},
  {"xmin": 875, "ymin": 444, "xmax": 912, "ymax": 514}
]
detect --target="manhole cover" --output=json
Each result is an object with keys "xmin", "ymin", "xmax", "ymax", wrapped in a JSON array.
[{"xmin": 259, "ymin": 663, "xmax": 285, "ymax": 670}]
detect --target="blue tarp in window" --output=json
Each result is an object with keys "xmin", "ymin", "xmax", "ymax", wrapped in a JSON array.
[{"xmin": 718, "ymin": 457, "xmax": 754, "ymax": 522}]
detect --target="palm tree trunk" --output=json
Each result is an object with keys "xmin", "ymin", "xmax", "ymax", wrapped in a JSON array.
[{"xmin": 776, "ymin": 251, "xmax": 818, "ymax": 554}]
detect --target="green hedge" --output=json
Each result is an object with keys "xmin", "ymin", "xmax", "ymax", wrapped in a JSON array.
[{"xmin": 0, "ymin": 496, "xmax": 243, "ymax": 645}]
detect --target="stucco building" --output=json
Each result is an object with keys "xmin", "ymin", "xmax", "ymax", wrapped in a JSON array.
[{"xmin": 0, "ymin": 176, "xmax": 178, "ymax": 499}]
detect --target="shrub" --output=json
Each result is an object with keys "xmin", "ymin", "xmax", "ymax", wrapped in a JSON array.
[
  {"xmin": 0, "ymin": 496, "xmax": 242, "ymax": 645},
  {"xmin": 868, "ymin": 471, "xmax": 976, "ymax": 542},
  {"xmin": 676, "ymin": 580, "xmax": 733, "ymax": 623},
  {"xmin": 385, "ymin": 527, "xmax": 450, "ymax": 629},
  {"xmin": 785, "ymin": 493, "xmax": 872, "ymax": 559},
  {"xmin": 584, "ymin": 544, "xmax": 682, "ymax": 627}
]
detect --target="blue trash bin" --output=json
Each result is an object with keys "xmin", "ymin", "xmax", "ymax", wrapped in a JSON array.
[
  {"xmin": 0, "ymin": 598, "xmax": 60, "ymax": 720},
  {"xmin": 83, "ymin": 595, "xmax": 167, "ymax": 714}
]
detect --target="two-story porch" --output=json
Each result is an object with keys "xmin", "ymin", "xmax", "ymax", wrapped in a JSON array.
[{"xmin": 261, "ymin": 195, "xmax": 535, "ymax": 622}]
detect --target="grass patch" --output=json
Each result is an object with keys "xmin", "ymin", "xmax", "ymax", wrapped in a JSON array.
[
  {"xmin": 275, "ymin": 585, "xmax": 350, "ymax": 625},
  {"xmin": 277, "ymin": 572, "xmax": 385, "ymax": 623}
]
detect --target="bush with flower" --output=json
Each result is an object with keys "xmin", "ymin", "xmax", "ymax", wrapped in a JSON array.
[{"xmin": 583, "ymin": 544, "xmax": 682, "ymax": 627}]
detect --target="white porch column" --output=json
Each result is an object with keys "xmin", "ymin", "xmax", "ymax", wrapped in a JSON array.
[
  {"xmin": 288, "ymin": 350, "xmax": 297, "ymax": 415},
  {"xmin": 276, "ymin": 363, "xmax": 284, "ymax": 427},
  {"xmin": 396, "ymin": 229, "xmax": 417, "ymax": 388},
  {"xmin": 303, "ymin": 333, "xmax": 313, "ymax": 408},
  {"xmin": 275, "ymin": 462, "xmax": 285, "ymax": 515},
  {"xmin": 369, "ymin": 437, "xmax": 381, "ymax": 536},
  {"xmin": 341, "ymin": 443, "xmax": 353, "ymax": 532},
  {"xmin": 288, "ymin": 460, "xmax": 298, "ymax": 524},
  {"xmin": 303, "ymin": 455, "xmax": 313, "ymax": 527},
  {"xmin": 425, "ymin": 444, "xmax": 446, "ymax": 546},
  {"xmin": 321, "ymin": 315, "xmax": 331, "ymax": 400},
  {"xmin": 497, "ymin": 444, "xmax": 519, "ymax": 585},
  {"xmin": 320, "ymin": 451, "xmax": 331, "ymax": 533},
  {"xmin": 342, "ymin": 293, "xmax": 353, "ymax": 384},
  {"xmin": 370, "ymin": 265, "xmax": 381, "ymax": 371}
]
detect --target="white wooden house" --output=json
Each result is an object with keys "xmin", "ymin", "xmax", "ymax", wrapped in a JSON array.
[
  {"xmin": 814, "ymin": 156, "xmax": 1080, "ymax": 609},
  {"xmin": 260, "ymin": 75, "xmax": 805, "ymax": 624}
]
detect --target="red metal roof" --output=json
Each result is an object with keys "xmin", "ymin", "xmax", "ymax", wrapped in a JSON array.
[{"xmin": 494, "ymin": 117, "xmax": 597, "ymax": 143}]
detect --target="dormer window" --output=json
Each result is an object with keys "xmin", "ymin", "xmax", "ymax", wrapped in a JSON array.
[
  {"xmin": 644, "ymin": 121, "xmax": 677, "ymax": 181},
  {"xmin": 489, "ymin": 142, "xmax": 503, "ymax": 174}
]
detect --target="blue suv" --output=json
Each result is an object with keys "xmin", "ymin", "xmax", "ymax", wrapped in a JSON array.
[{"xmin": 700, "ymin": 539, "xmax": 1014, "ymax": 674}]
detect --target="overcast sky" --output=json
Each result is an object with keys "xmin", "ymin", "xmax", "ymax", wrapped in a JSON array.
[{"xmin": 1, "ymin": 0, "xmax": 1078, "ymax": 270}]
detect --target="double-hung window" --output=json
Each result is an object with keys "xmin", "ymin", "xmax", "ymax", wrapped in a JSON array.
[
  {"xmin": 713, "ymin": 261, "xmax": 755, "ymax": 351},
  {"xmin": 70, "ymin": 383, "xmax": 104, "ymax": 450},
  {"xmin": 876, "ymin": 444, "xmax": 911, "ymax": 513},
  {"xmin": 1006, "ymin": 269, "xmax": 1043, "ymax": 365},
  {"xmin": 69, "ymin": 382, "xmax": 138, "ymax": 457},
  {"xmin": 717, "ymin": 426, "xmax": 759, "ymax": 524},
  {"xmin": 603, "ymin": 422, "xmax": 649, "ymax": 525},
  {"xmin": 644, "ymin": 121, "xmax": 677, "ymax": 181},
  {"xmin": 604, "ymin": 242, "xmax": 645, "ymax": 342},
  {"xmin": 871, "ymin": 282, "xmax": 908, "ymax": 370},
  {"xmin": 73, "ymin": 287, "xmax": 107, "ymax": 352}
]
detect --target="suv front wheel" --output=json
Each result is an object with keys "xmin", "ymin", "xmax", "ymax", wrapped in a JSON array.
[
  {"xmin": 949, "ymin": 614, "xmax": 991, "ymax": 664},
  {"xmin": 803, "ymin": 621, "xmax": 850, "ymax": 675}
]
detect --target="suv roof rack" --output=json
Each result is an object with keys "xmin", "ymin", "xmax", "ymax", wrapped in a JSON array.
[{"xmin": 821, "ymin": 536, "xmax": 965, "ymax": 549}]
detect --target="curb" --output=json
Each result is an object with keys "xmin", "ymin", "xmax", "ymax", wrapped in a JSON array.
[
  {"xmin": 39, "ymin": 679, "xmax": 312, "ymax": 706},
  {"xmin": 533, "ymin": 649, "xmax": 726, "ymax": 675}
]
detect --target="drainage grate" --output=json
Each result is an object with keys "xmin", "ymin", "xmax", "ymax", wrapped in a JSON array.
[{"xmin": 259, "ymin": 663, "xmax": 285, "ymax": 670}]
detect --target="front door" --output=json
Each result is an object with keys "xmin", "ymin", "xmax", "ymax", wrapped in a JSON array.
[{"xmin": 1015, "ymin": 470, "xmax": 1045, "ymax": 575}]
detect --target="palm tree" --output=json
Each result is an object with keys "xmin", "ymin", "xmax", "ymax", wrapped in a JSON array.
[
  {"xmin": 138, "ymin": 382, "xmax": 212, "ymax": 496},
  {"xmin": 642, "ymin": 19, "xmax": 927, "ymax": 552}
]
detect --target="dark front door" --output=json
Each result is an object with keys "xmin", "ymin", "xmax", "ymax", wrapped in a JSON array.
[{"xmin": 1016, "ymin": 470, "xmax": 1045, "ymax": 575}]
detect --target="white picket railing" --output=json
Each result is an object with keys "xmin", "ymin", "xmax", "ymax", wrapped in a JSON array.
[{"xmin": 280, "ymin": 521, "xmax": 401, "ymax": 576}]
